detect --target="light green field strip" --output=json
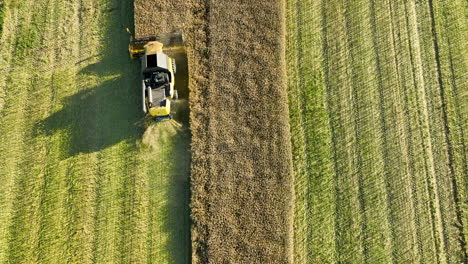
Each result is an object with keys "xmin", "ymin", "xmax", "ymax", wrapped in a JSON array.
[
  {"xmin": 0, "ymin": 1, "xmax": 57, "ymax": 262},
  {"xmin": 0, "ymin": 1, "xmax": 33, "ymax": 261},
  {"xmin": 401, "ymin": 1, "xmax": 443, "ymax": 263},
  {"xmin": 322, "ymin": 1, "xmax": 367, "ymax": 263},
  {"xmin": 31, "ymin": 1, "xmax": 81, "ymax": 262},
  {"xmin": 414, "ymin": 1, "xmax": 461, "ymax": 263},
  {"xmin": 143, "ymin": 122, "xmax": 190, "ymax": 264},
  {"xmin": 286, "ymin": 0, "xmax": 336, "ymax": 263},
  {"xmin": 1, "ymin": 0, "xmax": 99, "ymax": 262},
  {"xmin": 0, "ymin": 0, "xmax": 191, "ymax": 263},
  {"xmin": 342, "ymin": 0, "xmax": 394, "ymax": 262},
  {"xmin": 371, "ymin": 1, "xmax": 429, "ymax": 262},
  {"xmin": 285, "ymin": 2, "xmax": 307, "ymax": 262},
  {"xmin": 430, "ymin": 0, "xmax": 468, "ymax": 261},
  {"xmin": 439, "ymin": 2, "xmax": 468, "ymax": 253},
  {"xmin": 288, "ymin": 0, "xmax": 466, "ymax": 263},
  {"xmin": 391, "ymin": 0, "xmax": 444, "ymax": 263}
]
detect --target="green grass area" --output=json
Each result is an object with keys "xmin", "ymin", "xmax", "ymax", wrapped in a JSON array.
[
  {"xmin": 0, "ymin": 2, "xmax": 6, "ymax": 36},
  {"xmin": 0, "ymin": 0, "xmax": 191, "ymax": 263},
  {"xmin": 286, "ymin": 0, "xmax": 467, "ymax": 263},
  {"xmin": 285, "ymin": 0, "xmax": 335, "ymax": 262}
]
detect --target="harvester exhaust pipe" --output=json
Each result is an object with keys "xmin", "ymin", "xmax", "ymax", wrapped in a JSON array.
[
  {"xmin": 142, "ymin": 80, "xmax": 147, "ymax": 113},
  {"xmin": 147, "ymin": 85, "xmax": 153, "ymax": 107}
]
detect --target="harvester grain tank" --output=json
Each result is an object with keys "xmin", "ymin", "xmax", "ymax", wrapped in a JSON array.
[{"xmin": 127, "ymin": 29, "xmax": 185, "ymax": 121}]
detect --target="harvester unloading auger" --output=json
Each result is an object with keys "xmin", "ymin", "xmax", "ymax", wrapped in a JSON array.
[{"xmin": 127, "ymin": 29, "xmax": 186, "ymax": 121}]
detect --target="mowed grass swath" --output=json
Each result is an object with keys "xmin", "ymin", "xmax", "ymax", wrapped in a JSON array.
[
  {"xmin": 287, "ymin": 0, "xmax": 467, "ymax": 263},
  {"xmin": 0, "ymin": 0, "xmax": 191, "ymax": 263}
]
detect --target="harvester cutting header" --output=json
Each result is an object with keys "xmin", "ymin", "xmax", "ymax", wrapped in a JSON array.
[{"xmin": 127, "ymin": 29, "xmax": 186, "ymax": 121}]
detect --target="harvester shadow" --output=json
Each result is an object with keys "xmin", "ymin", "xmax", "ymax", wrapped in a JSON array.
[
  {"xmin": 165, "ymin": 126, "xmax": 191, "ymax": 264},
  {"xmin": 143, "ymin": 121, "xmax": 191, "ymax": 263},
  {"xmin": 35, "ymin": 43, "xmax": 143, "ymax": 157},
  {"xmin": 35, "ymin": 9, "xmax": 191, "ymax": 260}
]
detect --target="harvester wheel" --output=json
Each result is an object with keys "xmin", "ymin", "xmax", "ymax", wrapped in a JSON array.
[
  {"xmin": 174, "ymin": 90, "xmax": 179, "ymax": 100},
  {"xmin": 172, "ymin": 59, "xmax": 177, "ymax": 74}
]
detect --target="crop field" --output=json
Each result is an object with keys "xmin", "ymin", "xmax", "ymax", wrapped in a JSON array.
[
  {"xmin": 287, "ymin": 0, "xmax": 467, "ymax": 263},
  {"xmin": 0, "ymin": 0, "xmax": 190, "ymax": 263},
  {"xmin": 1, "ymin": 0, "xmax": 466, "ymax": 263}
]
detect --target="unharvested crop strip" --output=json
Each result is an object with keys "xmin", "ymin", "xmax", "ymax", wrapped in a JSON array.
[{"xmin": 191, "ymin": 1, "xmax": 294, "ymax": 262}]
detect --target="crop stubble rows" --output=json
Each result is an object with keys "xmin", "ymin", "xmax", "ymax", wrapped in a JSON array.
[{"xmin": 287, "ymin": 0, "xmax": 467, "ymax": 263}]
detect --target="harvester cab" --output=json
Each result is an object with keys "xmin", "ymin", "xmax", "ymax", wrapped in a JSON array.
[{"xmin": 127, "ymin": 29, "xmax": 186, "ymax": 121}]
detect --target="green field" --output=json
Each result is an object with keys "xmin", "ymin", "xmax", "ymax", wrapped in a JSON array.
[
  {"xmin": 0, "ymin": 0, "xmax": 190, "ymax": 263},
  {"xmin": 287, "ymin": 0, "xmax": 467, "ymax": 263}
]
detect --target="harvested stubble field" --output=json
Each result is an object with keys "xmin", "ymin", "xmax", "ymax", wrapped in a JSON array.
[
  {"xmin": 0, "ymin": 0, "xmax": 190, "ymax": 263},
  {"xmin": 135, "ymin": 0, "xmax": 294, "ymax": 263},
  {"xmin": 287, "ymin": 0, "xmax": 467, "ymax": 263}
]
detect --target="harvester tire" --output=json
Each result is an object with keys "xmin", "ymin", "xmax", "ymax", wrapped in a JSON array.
[{"xmin": 174, "ymin": 90, "xmax": 179, "ymax": 100}]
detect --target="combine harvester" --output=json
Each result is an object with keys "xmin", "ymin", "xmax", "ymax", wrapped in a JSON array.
[{"xmin": 127, "ymin": 29, "xmax": 186, "ymax": 121}]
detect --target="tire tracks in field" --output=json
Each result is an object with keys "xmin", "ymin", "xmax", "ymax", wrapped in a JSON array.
[
  {"xmin": 390, "ymin": 1, "xmax": 436, "ymax": 262},
  {"xmin": 2, "ymin": 1, "xmax": 57, "ymax": 262},
  {"xmin": 375, "ymin": 0, "xmax": 422, "ymax": 262},
  {"xmin": 320, "ymin": 4, "xmax": 344, "ymax": 263},
  {"xmin": 344, "ymin": 1, "xmax": 395, "ymax": 262},
  {"xmin": 404, "ymin": 2, "xmax": 446, "ymax": 262},
  {"xmin": 342, "ymin": 2, "xmax": 369, "ymax": 262},
  {"xmin": 400, "ymin": 1, "xmax": 440, "ymax": 262},
  {"xmin": 428, "ymin": 0, "xmax": 467, "ymax": 260},
  {"xmin": 368, "ymin": 1, "xmax": 398, "ymax": 262}
]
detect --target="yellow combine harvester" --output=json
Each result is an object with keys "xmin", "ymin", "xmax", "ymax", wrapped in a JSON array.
[{"xmin": 127, "ymin": 29, "xmax": 185, "ymax": 121}]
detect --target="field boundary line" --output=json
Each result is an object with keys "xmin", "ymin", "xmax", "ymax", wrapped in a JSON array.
[{"xmin": 291, "ymin": 0, "xmax": 312, "ymax": 261}]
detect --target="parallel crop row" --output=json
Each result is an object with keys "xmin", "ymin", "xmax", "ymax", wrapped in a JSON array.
[{"xmin": 287, "ymin": 0, "xmax": 467, "ymax": 263}]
